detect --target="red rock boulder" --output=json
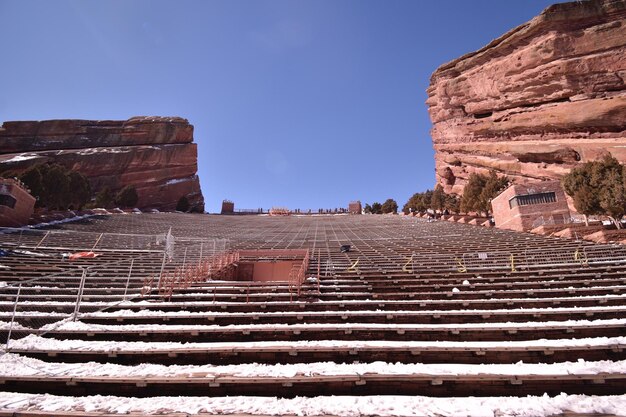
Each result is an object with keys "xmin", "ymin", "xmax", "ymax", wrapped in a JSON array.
[{"xmin": 0, "ymin": 116, "xmax": 204, "ymax": 211}]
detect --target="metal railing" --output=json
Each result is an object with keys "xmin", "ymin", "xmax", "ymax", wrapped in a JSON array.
[
  {"xmin": 152, "ymin": 248, "xmax": 313, "ymax": 302},
  {"xmin": 0, "ymin": 227, "xmax": 168, "ymax": 253},
  {"xmin": 456, "ymin": 244, "xmax": 626, "ymax": 272},
  {"xmin": 153, "ymin": 250, "xmax": 240, "ymax": 300},
  {"xmin": 1, "ymin": 232, "xmax": 231, "ymax": 351},
  {"xmin": 288, "ymin": 250, "xmax": 310, "ymax": 300},
  {"xmin": 1, "ymin": 254, "xmax": 161, "ymax": 351}
]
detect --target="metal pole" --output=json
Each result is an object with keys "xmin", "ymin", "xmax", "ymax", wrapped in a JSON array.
[
  {"xmin": 198, "ymin": 243, "xmax": 203, "ymax": 268},
  {"xmin": 34, "ymin": 231, "xmax": 50, "ymax": 250},
  {"xmin": 6, "ymin": 284, "xmax": 22, "ymax": 350},
  {"xmin": 72, "ymin": 269, "xmax": 88, "ymax": 321},
  {"xmin": 91, "ymin": 233, "xmax": 104, "ymax": 252},
  {"xmin": 182, "ymin": 247, "xmax": 188, "ymax": 270},
  {"xmin": 157, "ymin": 250, "xmax": 167, "ymax": 289},
  {"xmin": 317, "ymin": 249, "xmax": 321, "ymax": 293},
  {"xmin": 123, "ymin": 259, "xmax": 134, "ymax": 301}
]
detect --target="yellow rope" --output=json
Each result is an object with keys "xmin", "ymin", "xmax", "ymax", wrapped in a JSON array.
[
  {"xmin": 347, "ymin": 258, "xmax": 360, "ymax": 272},
  {"xmin": 574, "ymin": 249, "xmax": 588, "ymax": 266},
  {"xmin": 455, "ymin": 258, "xmax": 467, "ymax": 273},
  {"xmin": 402, "ymin": 254, "xmax": 414, "ymax": 273}
]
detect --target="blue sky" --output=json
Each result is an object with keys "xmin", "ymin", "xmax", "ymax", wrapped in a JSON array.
[{"xmin": 0, "ymin": 0, "xmax": 556, "ymax": 213}]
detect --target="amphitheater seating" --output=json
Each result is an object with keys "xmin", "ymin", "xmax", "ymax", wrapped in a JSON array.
[{"xmin": 0, "ymin": 212, "xmax": 625, "ymax": 410}]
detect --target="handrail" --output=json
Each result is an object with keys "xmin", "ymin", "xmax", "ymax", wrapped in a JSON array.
[
  {"xmin": 157, "ymin": 249, "xmax": 311, "ymax": 302},
  {"xmin": 157, "ymin": 250, "xmax": 240, "ymax": 299},
  {"xmin": 458, "ymin": 244, "xmax": 626, "ymax": 272},
  {"xmin": 288, "ymin": 249, "xmax": 310, "ymax": 299}
]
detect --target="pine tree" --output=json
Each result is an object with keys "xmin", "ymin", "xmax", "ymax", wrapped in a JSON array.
[
  {"xmin": 460, "ymin": 173, "xmax": 486, "ymax": 214},
  {"xmin": 115, "ymin": 185, "xmax": 139, "ymax": 208},
  {"xmin": 431, "ymin": 185, "xmax": 446, "ymax": 212},
  {"xmin": 381, "ymin": 198, "xmax": 398, "ymax": 214},
  {"xmin": 42, "ymin": 164, "xmax": 70, "ymax": 210},
  {"xmin": 94, "ymin": 187, "xmax": 114, "ymax": 209},
  {"xmin": 599, "ymin": 168, "xmax": 626, "ymax": 228},
  {"xmin": 402, "ymin": 190, "xmax": 434, "ymax": 214},
  {"xmin": 19, "ymin": 164, "xmax": 92, "ymax": 211},
  {"xmin": 479, "ymin": 171, "xmax": 509, "ymax": 216},
  {"xmin": 460, "ymin": 171, "xmax": 508, "ymax": 216},
  {"xmin": 444, "ymin": 193, "xmax": 460, "ymax": 214},
  {"xmin": 19, "ymin": 165, "xmax": 45, "ymax": 207},
  {"xmin": 68, "ymin": 171, "xmax": 91, "ymax": 210},
  {"xmin": 563, "ymin": 155, "xmax": 624, "ymax": 227}
]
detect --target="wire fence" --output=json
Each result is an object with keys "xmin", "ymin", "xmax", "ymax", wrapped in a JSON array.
[
  {"xmin": 289, "ymin": 243, "xmax": 626, "ymax": 277},
  {"xmin": 456, "ymin": 244, "xmax": 626, "ymax": 272},
  {"xmin": 0, "ymin": 255, "xmax": 159, "ymax": 350},
  {"xmin": 0, "ymin": 227, "xmax": 169, "ymax": 253},
  {"xmin": 0, "ymin": 231, "xmax": 230, "ymax": 351}
]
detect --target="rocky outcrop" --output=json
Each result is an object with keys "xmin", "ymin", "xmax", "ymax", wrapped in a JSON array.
[
  {"xmin": 0, "ymin": 116, "xmax": 204, "ymax": 211},
  {"xmin": 427, "ymin": 0, "xmax": 626, "ymax": 195}
]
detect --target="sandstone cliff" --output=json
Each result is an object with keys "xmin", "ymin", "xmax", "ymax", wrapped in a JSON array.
[
  {"xmin": 427, "ymin": 0, "xmax": 626, "ymax": 195},
  {"xmin": 0, "ymin": 116, "xmax": 204, "ymax": 211}
]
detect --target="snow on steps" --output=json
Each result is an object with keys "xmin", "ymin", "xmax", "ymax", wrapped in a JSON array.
[
  {"xmin": 11, "ymin": 335, "xmax": 626, "ymax": 352},
  {"xmin": 3, "ymin": 293, "xmax": 625, "ymax": 311},
  {"xmin": 0, "ymin": 392, "xmax": 625, "ymax": 417},
  {"xmin": 5, "ymin": 304, "xmax": 626, "ymax": 326},
  {"xmin": 75, "ymin": 304, "xmax": 626, "ymax": 318},
  {"xmin": 8, "ymin": 334, "xmax": 626, "ymax": 356},
  {"xmin": 33, "ymin": 317, "xmax": 626, "ymax": 333},
  {"xmin": 0, "ymin": 353, "xmax": 625, "ymax": 398}
]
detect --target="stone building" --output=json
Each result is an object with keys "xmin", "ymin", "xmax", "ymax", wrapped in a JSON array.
[
  {"xmin": 491, "ymin": 181, "xmax": 571, "ymax": 232},
  {"xmin": 348, "ymin": 201, "xmax": 362, "ymax": 215},
  {"xmin": 0, "ymin": 178, "xmax": 36, "ymax": 227},
  {"xmin": 221, "ymin": 200, "xmax": 235, "ymax": 214}
]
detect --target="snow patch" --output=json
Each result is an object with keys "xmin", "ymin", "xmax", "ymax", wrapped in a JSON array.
[
  {"xmin": 29, "ymin": 213, "xmax": 97, "ymax": 229},
  {"xmin": 37, "ymin": 317, "xmax": 626, "ymax": 333},
  {"xmin": 0, "ymin": 320, "xmax": 30, "ymax": 330},
  {"xmin": 1, "ymin": 353, "xmax": 626, "ymax": 378},
  {"xmin": 9, "ymin": 334, "xmax": 626, "ymax": 353},
  {"xmin": 76, "ymin": 147, "xmax": 131, "ymax": 156},
  {"xmin": 2, "ymin": 153, "xmax": 39, "ymax": 163},
  {"xmin": 1, "ymin": 392, "xmax": 625, "ymax": 417},
  {"xmin": 165, "ymin": 176, "xmax": 194, "ymax": 186}
]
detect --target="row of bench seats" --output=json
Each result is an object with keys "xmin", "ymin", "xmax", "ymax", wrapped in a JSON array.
[{"xmin": 0, "ymin": 212, "xmax": 625, "ymax": 402}]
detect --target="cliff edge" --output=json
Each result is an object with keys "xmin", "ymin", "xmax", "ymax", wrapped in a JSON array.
[
  {"xmin": 426, "ymin": 0, "xmax": 626, "ymax": 194},
  {"xmin": 0, "ymin": 116, "xmax": 204, "ymax": 211}
]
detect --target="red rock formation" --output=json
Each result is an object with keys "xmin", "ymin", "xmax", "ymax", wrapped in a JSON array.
[
  {"xmin": 427, "ymin": 0, "xmax": 626, "ymax": 195},
  {"xmin": 0, "ymin": 116, "xmax": 204, "ymax": 211}
]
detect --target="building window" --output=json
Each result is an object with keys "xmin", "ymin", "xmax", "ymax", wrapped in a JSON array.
[
  {"xmin": 0, "ymin": 194, "xmax": 17, "ymax": 209},
  {"xmin": 509, "ymin": 191, "xmax": 556, "ymax": 208}
]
